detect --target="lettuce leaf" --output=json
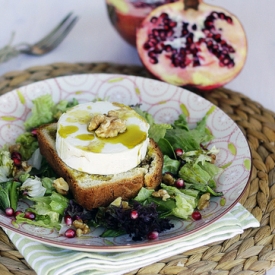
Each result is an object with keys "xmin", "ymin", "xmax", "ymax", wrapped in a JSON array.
[
  {"xmin": 134, "ymin": 184, "xmax": 197, "ymax": 220},
  {"xmin": 15, "ymin": 213, "xmax": 61, "ymax": 230},
  {"xmin": 16, "ymin": 192, "xmax": 69, "ymax": 230},
  {"xmin": 16, "ymin": 132, "xmax": 39, "ymax": 160},
  {"xmin": 28, "ymin": 191, "xmax": 69, "ymax": 215},
  {"xmin": 199, "ymin": 161, "xmax": 223, "ymax": 179},
  {"xmin": 131, "ymin": 106, "xmax": 172, "ymax": 142},
  {"xmin": 0, "ymin": 147, "xmax": 13, "ymax": 182},
  {"xmin": 52, "ymin": 98, "xmax": 79, "ymax": 120},
  {"xmin": 24, "ymin": 95, "xmax": 79, "ymax": 130},
  {"xmin": 133, "ymin": 187, "xmax": 154, "ymax": 201},
  {"xmin": 162, "ymin": 155, "xmax": 180, "ymax": 174},
  {"xmin": 179, "ymin": 162, "xmax": 211, "ymax": 185},
  {"xmin": 172, "ymin": 113, "xmax": 189, "ymax": 131},
  {"xmin": 148, "ymin": 123, "xmax": 172, "ymax": 143},
  {"xmin": 164, "ymin": 128, "xmax": 201, "ymax": 151},
  {"xmin": 24, "ymin": 94, "xmax": 55, "ymax": 130},
  {"xmin": 162, "ymin": 186, "xmax": 196, "ymax": 219}
]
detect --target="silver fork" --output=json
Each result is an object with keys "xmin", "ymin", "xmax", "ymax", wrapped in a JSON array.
[{"xmin": 0, "ymin": 12, "xmax": 78, "ymax": 62}]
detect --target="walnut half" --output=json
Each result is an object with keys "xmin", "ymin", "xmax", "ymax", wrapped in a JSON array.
[
  {"xmin": 53, "ymin": 177, "xmax": 69, "ymax": 195},
  {"xmin": 73, "ymin": 219, "xmax": 90, "ymax": 237},
  {"xmin": 88, "ymin": 111, "xmax": 127, "ymax": 138},
  {"xmin": 152, "ymin": 189, "xmax": 170, "ymax": 201}
]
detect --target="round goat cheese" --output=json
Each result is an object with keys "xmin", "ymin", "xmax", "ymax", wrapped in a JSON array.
[{"xmin": 56, "ymin": 101, "xmax": 150, "ymax": 175}]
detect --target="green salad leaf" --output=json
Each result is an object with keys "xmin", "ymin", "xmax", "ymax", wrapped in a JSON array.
[
  {"xmin": 16, "ymin": 132, "xmax": 38, "ymax": 160},
  {"xmin": 134, "ymin": 184, "xmax": 197, "ymax": 220},
  {"xmin": 24, "ymin": 94, "xmax": 55, "ymax": 130},
  {"xmin": 15, "ymin": 191, "xmax": 69, "ymax": 230},
  {"xmin": 15, "ymin": 213, "xmax": 61, "ymax": 230},
  {"xmin": 24, "ymin": 95, "xmax": 79, "ymax": 130},
  {"xmin": 131, "ymin": 106, "xmax": 172, "ymax": 142},
  {"xmin": 162, "ymin": 155, "xmax": 180, "ymax": 174},
  {"xmin": 0, "ymin": 147, "xmax": 13, "ymax": 182}
]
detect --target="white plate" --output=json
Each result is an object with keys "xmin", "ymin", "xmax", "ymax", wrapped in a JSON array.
[{"xmin": 0, "ymin": 74, "xmax": 251, "ymax": 252}]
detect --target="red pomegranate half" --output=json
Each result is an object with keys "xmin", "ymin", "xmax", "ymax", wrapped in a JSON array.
[
  {"xmin": 106, "ymin": 0, "xmax": 179, "ymax": 46},
  {"xmin": 136, "ymin": 0, "xmax": 247, "ymax": 90}
]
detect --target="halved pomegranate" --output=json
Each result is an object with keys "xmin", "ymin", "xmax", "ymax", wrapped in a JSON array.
[
  {"xmin": 136, "ymin": 0, "xmax": 247, "ymax": 89},
  {"xmin": 106, "ymin": 0, "xmax": 179, "ymax": 46}
]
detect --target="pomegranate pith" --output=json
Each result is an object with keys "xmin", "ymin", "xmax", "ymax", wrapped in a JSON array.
[{"xmin": 136, "ymin": 1, "xmax": 247, "ymax": 90}]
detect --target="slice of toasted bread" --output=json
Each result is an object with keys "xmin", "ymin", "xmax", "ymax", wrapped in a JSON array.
[{"xmin": 36, "ymin": 123, "xmax": 163, "ymax": 210}]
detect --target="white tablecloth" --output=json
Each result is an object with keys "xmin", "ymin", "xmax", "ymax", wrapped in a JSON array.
[{"xmin": 0, "ymin": 2, "xmax": 274, "ymax": 273}]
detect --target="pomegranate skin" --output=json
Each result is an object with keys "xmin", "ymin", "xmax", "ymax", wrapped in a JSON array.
[
  {"xmin": 106, "ymin": 0, "xmax": 178, "ymax": 46},
  {"xmin": 136, "ymin": 1, "xmax": 247, "ymax": 90}
]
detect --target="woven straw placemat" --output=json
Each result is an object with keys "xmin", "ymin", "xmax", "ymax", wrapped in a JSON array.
[{"xmin": 0, "ymin": 62, "xmax": 274, "ymax": 275}]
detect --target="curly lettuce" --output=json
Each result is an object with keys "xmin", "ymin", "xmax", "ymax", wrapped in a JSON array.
[{"xmin": 24, "ymin": 94, "xmax": 79, "ymax": 130}]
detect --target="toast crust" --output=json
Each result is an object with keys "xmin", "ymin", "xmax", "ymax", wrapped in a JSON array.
[{"xmin": 37, "ymin": 123, "xmax": 163, "ymax": 210}]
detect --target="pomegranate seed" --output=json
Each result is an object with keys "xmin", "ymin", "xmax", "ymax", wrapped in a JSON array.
[
  {"xmin": 192, "ymin": 210, "xmax": 202, "ymax": 221},
  {"xmin": 24, "ymin": 211, "xmax": 36, "ymax": 220},
  {"xmin": 226, "ymin": 17, "xmax": 233, "ymax": 24},
  {"xmin": 14, "ymin": 210, "xmax": 23, "ymax": 217},
  {"xmin": 13, "ymin": 158, "xmax": 21, "ymax": 166},
  {"xmin": 64, "ymin": 214, "xmax": 73, "ymax": 226},
  {"xmin": 169, "ymin": 21, "xmax": 177, "ymax": 28},
  {"xmin": 5, "ymin": 207, "xmax": 14, "ymax": 217},
  {"xmin": 11, "ymin": 152, "xmax": 22, "ymax": 167},
  {"xmin": 159, "ymin": 13, "xmax": 168, "ymax": 20},
  {"xmin": 149, "ymin": 57, "xmax": 158, "ymax": 64},
  {"xmin": 147, "ymin": 231, "xmax": 159, "ymax": 240},
  {"xmin": 219, "ymin": 12, "xmax": 226, "ymax": 20},
  {"xmin": 11, "ymin": 151, "xmax": 21, "ymax": 160},
  {"xmin": 31, "ymin": 128, "xmax": 37, "ymax": 136},
  {"xmin": 164, "ymin": 44, "xmax": 172, "ymax": 52},
  {"xmin": 175, "ymin": 178, "xmax": 185, "ymax": 189},
  {"xmin": 130, "ymin": 210, "xmax": 138, "ymax": 219},
  {"xmin": 150, "ymin": 16, "xmax": 157, "ymax": 23},
  {"xmin": 64, "ymin": 228, "xmax": 76, "ymax": 238},
  {"xmin": 174, "ymin": 148, "xmax": 184, "ymax": 157}
]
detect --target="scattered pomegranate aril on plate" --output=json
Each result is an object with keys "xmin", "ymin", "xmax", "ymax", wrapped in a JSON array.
[
  {"xmin": 64, "ymin": 228, "xmax": 76, "ymax": 238},
  {"xmin": 106, "ymin": 0, "xmax": 179, "ymax": 46},
  {"xmin": 147, "ymin": 231, "xmax": 159, "ymax": 240},
  {"xmin": 5, "ymin": 207, "xmax": 14, "ymax": 217},
  {"xmin": 136, "ymin": 0, "xmax": 247, "ymax": 90},
  {"xmin": 192, "ymin": 210, "xmax": 202, "ymax": 220}
]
